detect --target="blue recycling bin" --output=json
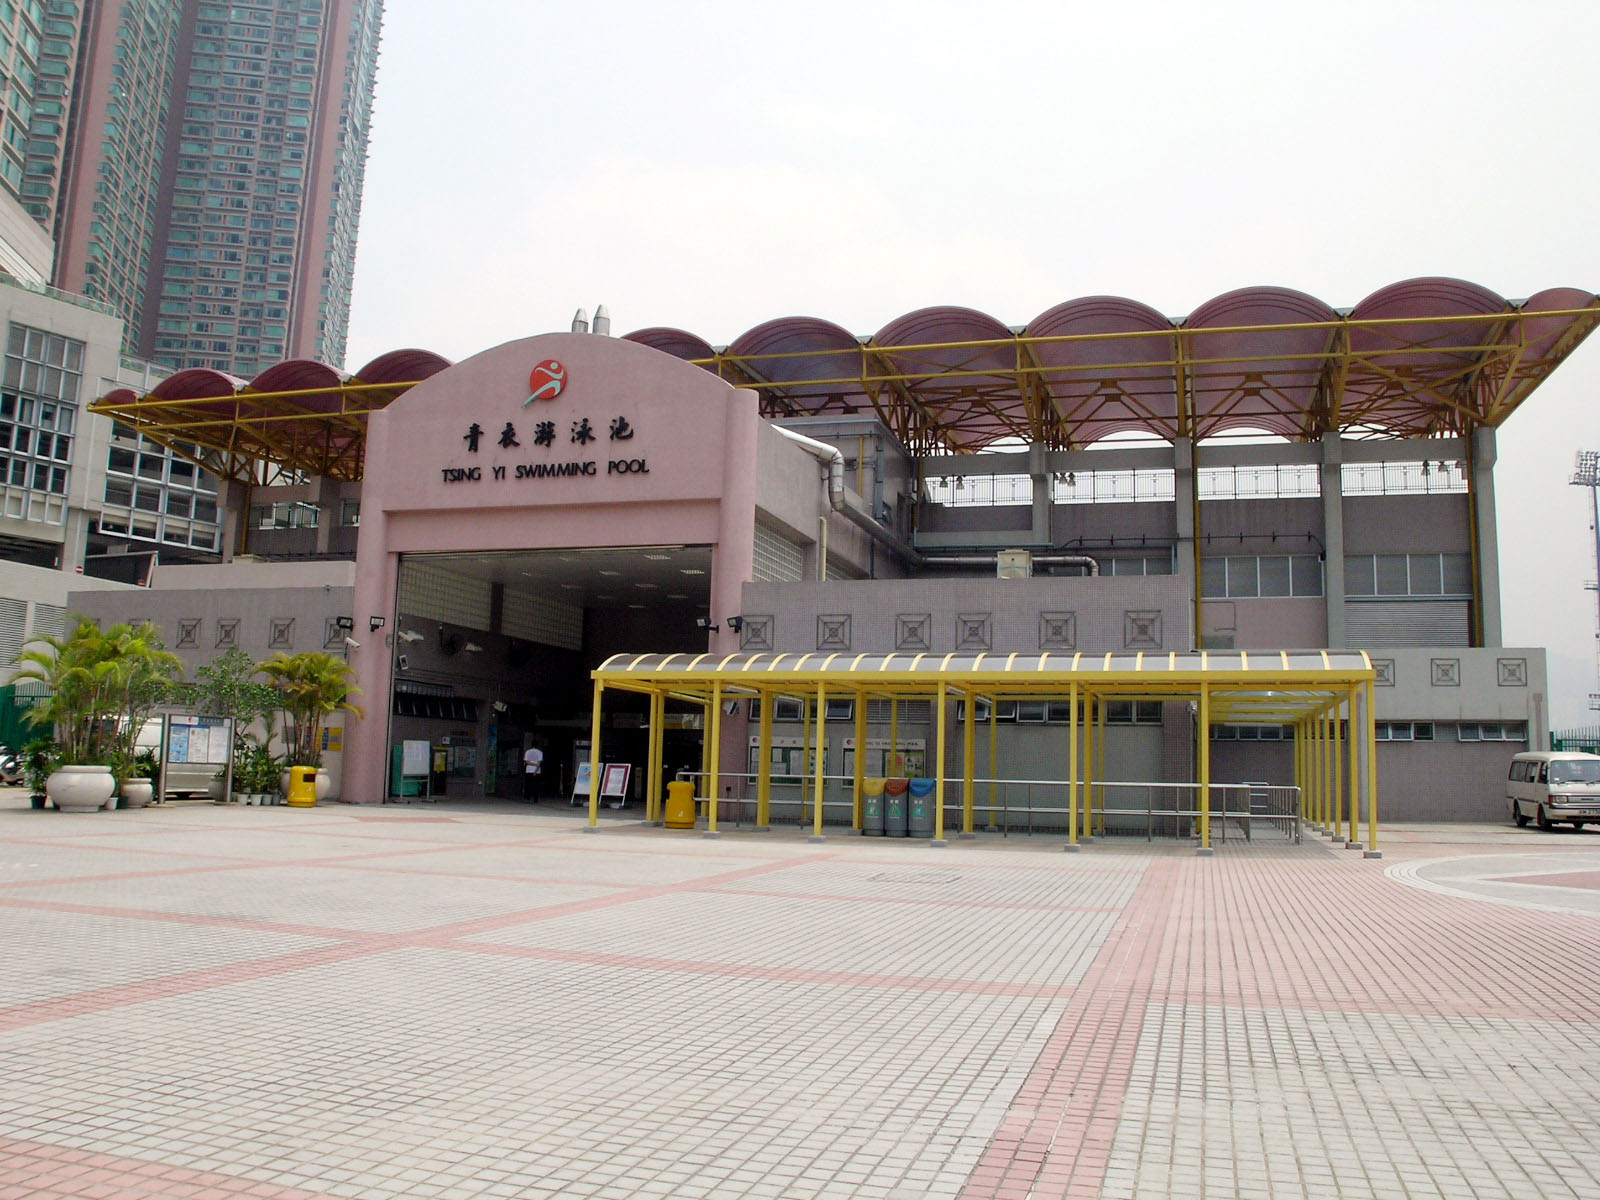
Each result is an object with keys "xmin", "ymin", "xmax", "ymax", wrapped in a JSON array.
[{"xmin": 908, "ymin": 777, "xmax": 936, "ymax": 838}]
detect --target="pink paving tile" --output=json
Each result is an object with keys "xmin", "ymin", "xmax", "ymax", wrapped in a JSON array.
[{"xmin": 0, "ymin": 1138, "xmax": 335, "ymax": 1200}]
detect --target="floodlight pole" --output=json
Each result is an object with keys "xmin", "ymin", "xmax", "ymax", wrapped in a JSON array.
[{"xmin": 1572, "ymin": 451, "xmax": 1600, "ymax": 712}]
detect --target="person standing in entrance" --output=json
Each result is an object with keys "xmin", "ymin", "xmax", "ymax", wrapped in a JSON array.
[{"xmin": 522, "ymin": 742, "xmax": 544, "ymax": 802}]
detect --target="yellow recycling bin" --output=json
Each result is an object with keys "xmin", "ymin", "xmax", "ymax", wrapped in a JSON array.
[
  {"xmin": 286, "ymin": 765, "xmax": 318, "ymax": 808},
  {"xmin": 665, "ymin": 780, "xmax": 697, "ymax": 829}
]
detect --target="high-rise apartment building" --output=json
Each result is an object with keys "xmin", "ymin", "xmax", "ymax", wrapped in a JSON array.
[{"xmin": 3, "ymin": 0, "xmax": 381, "ymax": 377}]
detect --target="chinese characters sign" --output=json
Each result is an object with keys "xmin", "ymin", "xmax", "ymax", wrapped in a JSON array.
[{"xmin": 440, "ymin": 359, "xmax": 650, "ymax": 486}]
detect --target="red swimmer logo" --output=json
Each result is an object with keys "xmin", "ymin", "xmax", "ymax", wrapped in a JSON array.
[{"xmin": 524, "ymin": 359, "xmax": 567, "ymax": 406}]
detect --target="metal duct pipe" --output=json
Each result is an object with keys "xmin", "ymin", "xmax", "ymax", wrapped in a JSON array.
[
  {"xmin": 772, "ymin": 427, "xmax": 1101, "ymax": 575},
  {"xmin": 773, "ymin": 426, "xmax": 924, "ymax": 568},
  {"xmin": 921, "ymin": 553, "xmax": 1101, "ymax": 575}
]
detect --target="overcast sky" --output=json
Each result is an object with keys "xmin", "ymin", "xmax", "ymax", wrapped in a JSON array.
[{"xmin": 343, "ymin": 0, "xmax": 1600, "ymax": 727}]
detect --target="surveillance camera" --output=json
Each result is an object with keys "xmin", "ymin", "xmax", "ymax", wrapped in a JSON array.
[
  {"xmin": 397, "ymin": 629, "xmax": 424, "ymax": 643},
  {"xmin": 343, "ymin": 636, "xmax": 360, "ymax": 649}
]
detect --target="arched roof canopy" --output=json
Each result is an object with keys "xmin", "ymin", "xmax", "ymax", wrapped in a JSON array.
[
  {"xmin": 86, "ymin": 279, "xmax": 1600, "ymax": 481},
  {"xmin": 590, "ymin": 648, "xmax": 1380, "ymax": 843}
]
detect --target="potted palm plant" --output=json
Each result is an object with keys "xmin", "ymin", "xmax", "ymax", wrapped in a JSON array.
[
  {"xmin": 14, "ymin": 619, "xmax": 182, "ymax": 813},
  {"xmin": 23, "ymin": 738, "xmax": 58, "ymax": 810},
  {"xmin": 257, "ymin": 651, "xmax": 361, "ymax": 804}
]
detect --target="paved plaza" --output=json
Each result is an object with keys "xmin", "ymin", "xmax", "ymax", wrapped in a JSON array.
[{"xmin": 2, "ymin": 793, "xmax": 1599, "ymax": 1200}]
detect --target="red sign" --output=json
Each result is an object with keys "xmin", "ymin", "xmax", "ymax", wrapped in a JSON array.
[{"xmin": 524, "ymin": 359, "xmax": 567, "ymax": 405}]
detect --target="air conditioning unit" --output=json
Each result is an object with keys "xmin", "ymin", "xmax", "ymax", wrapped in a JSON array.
[{"xmin": 996, "ymin": 549, "xmax": 1032, "ymax": 580}]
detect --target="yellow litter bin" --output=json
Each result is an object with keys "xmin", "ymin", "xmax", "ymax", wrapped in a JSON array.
[
  {"xmin": 665, "ymin": 780, "xmax": 697, "ymax": 829},
  {"xmin": 286, "ymin": 765, "xmax": 318, "ymax": 808}
]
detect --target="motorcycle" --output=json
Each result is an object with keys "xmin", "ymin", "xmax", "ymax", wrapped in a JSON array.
[{"xmin": 0, "ymin": 745, "xmax": 23, "ymax": 787}]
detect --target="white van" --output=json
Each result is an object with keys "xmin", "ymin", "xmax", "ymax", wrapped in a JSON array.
[{"xmin": 1507, "ymin": 751, "xmax": 1600, "ymax": 830}]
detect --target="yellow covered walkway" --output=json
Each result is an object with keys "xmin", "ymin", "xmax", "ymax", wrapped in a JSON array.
[{"xmin": 586, "ymin": 650, "xmax": 1379, "ymax": 853}]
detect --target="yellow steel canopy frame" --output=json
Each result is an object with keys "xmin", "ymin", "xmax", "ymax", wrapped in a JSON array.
[
  {"xmin": 587, "ymin": 650, "xmax": 1379, "ymax": 852},
  {"xmin": 86, "ymin": 304, "xmax": 1600, "ymax": 480}
]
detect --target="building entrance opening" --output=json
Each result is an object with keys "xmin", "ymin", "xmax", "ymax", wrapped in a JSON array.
[{"xmin": 388, "ymin": 545, "xmax": 713, "ymax": 801}]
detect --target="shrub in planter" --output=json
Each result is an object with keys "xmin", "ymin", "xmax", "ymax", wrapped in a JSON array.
[
  {"xmin": 257, "ymin": 651, "xmax": 362, "ymax": 779},
  {"xmin": 235, "ymin": 739, "xmax": 282, "ymax": 805},
  {"xmin": 15, "ymin": 619, "xmax": 181, "ymax": 811}
]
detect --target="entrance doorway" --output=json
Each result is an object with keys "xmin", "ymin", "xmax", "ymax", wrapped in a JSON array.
[{"xmin": 387, "ymin": 545, "xmax": 713, "ymax": 801}]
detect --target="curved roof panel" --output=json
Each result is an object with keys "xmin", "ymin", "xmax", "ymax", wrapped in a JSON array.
[
  {"xmin": 1184, "ymin": 286, "xmax": 1341, "ymax": 440},
  {"xmin": 1340, "ymin": 277, "xmax": 1509, "ymax": 433},
  {"xmin": 722, "ymin": 317, "xmax": 870, "ymax": 417},
  {"xmin": 248, "ymin": 359, "xmax": 346, "ymax": 396},
  {"xmin": 623, "ymin": 327, "xmax": 716, "ymax": 363},
  {"xmin": 150, "ymin": 367, "xmax": 246, "ymax": 402},
  {"xmin": 871, "ymin": 307, "xmax": 1028, "ymax": 450},
  {"xmin": 353, "ymin": 349, "xmax": 452, "ymax": 386},
  {"xmin": 1026, "ymin": 296, "xmax": 1178, "ymax": 447}
]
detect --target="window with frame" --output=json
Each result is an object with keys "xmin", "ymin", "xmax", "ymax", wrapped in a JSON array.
[
  {"xmin": 1457, "ymin": 721, "xmax": 1528, "ymax": 743},
  {"xmin": 1374, "ymin": 721, "xmax": 1436, "ymax": 742},
  {"xmin": 1345, "ymin": 553, "xmax": 1472, "ymax": 598},
  {"xmin": 0, "ymin": 322, "xmax": 82, "ymax": 500},
  {"xmin": 1200, "ymin": 554, "xmax": 1323, "ymax": 598}
]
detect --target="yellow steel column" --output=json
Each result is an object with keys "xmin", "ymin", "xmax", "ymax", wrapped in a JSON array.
[
  {"xmin": 962, "ymin": 689, "xmax": 976, "ymax": 836},
  {"xmin": 889, "ymin": 698, "xmax": 899, "ymax": 774},
  {"xmin": 1332, "ymin": 700, "xmax": 1344, "ymax": 843},
  {"xmin": 1067, "ymin": 682, "xmax": 1080, "ymax": 850},
  {"xmin": 811, "ymin": 680, "xmax": 826, "ymax": 841},
  {"xmin": 647, "ymin": 690, "xmax": 663, "ymax": 823},
  {"xmin": 1346, "ymin": 687, "xmax": 1361, "ymax": 847},
  {"xmin": 1296, "ymin": 720, "xmax": 1307, "ymax": 827},
  {"xmin": 1365, "ymin": 679, "xmax": 1380, "ymax": 857},
  {"xmin": 935, "ymin": 680, "xmax": 948, "ymax": 843},
  {"xmin": 1198, "ymin": 683, "xmax": 1212, "ymax": 853},
  {"xmin": 1095, "ymin": 697, "xmax": 1108, "ymax": 837},
  {"xmin": 1327, "ymin": 707, "xmax": 1337, "ymax": 831},
  {"xmin": 707, "ymin": 682, "xmax": 722, "ymax": 835},
  {"xmin": 1082, "ymin": 693, "xmax": 1096, "ymax": 841},
  {"xmin": 757, "ymin": 690, "xmax": 773, "ymax": 829},
  {"xmin": 586, "ymin": 682, "xmax": 604, "ymax": 829},
  {"xmin": 1312, "ymin": 708, "xmax": 1324, "ymax": 829},
  {"xmin": 852, "ymin": 689, "xmax": 866, "ymax": 831},
  {"xmin": 800, "ymin": 696, "xmax": 811, "ymax": 827},
  {"xmin": 987, "ymin": 702, "xmax": 998, "ymax": 829}
]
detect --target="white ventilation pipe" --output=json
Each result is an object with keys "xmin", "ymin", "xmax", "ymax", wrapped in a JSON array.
[{"xmin": 774, "ymin": 426, "xmax": 924, "ymax": 567}]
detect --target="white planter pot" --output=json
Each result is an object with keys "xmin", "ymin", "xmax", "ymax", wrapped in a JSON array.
[
  {"xmin": 47, "ymin": 765, "xmax": 117, "ymax": 813},
  {"xmin": 121, "ymin": 779, "xmax": 154, "ymax": 809}
]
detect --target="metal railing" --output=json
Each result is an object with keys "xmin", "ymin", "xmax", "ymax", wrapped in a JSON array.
[{"xmin": 671, "ymin": 771, "xmax": 1301, "ymax": 843}]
